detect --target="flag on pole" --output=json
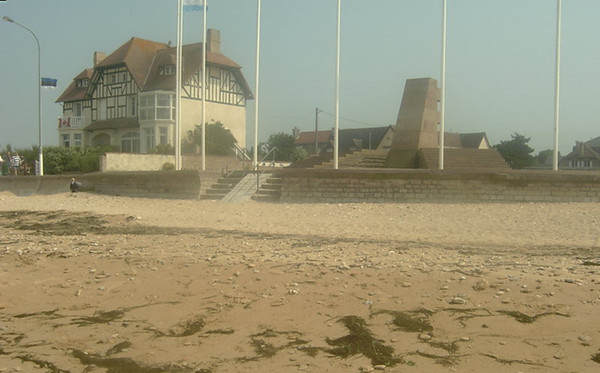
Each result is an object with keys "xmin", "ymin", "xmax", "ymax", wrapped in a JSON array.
[
  {"xmin": 41, "ymin": 77, "xmax": 57, "ymax": 87},
  {"xmin": 183, "ymin": 0, "xmax": 206, "ymax": 11}
]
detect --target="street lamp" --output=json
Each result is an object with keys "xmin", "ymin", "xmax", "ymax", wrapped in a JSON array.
[{"xmin": 3, "ymin": 16, "xmax": 44, "ymax": 176}]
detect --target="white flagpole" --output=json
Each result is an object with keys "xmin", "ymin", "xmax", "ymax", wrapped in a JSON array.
[
  {"xmin": 254, "ymin": 0, "xmax": 262, "ymax": 168},
  {"xmin": 553, "ymin": 0, "xmax": 562, "ymax": 171},
  {"xmin": 202, "ymin": 0, "xmax": 207, "ymax": 171},
  {"xmin": 334, "ymin": 0, "xmax": 341, "ymax": 170},
  {"xmin": 175, "ymin": 0, "xmax": 183, "ymax": 170},
  {"xmin": 439, "ymin": 0, "xmax": 447, "ymax": 170}
]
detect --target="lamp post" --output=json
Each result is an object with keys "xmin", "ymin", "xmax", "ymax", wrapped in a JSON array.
[{"xmin": 3, "ymin": 16, "xmax": 43, "ymax": 176}]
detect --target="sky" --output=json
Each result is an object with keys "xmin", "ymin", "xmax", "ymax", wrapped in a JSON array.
[{"xmin": 1, "ymin": 0, "xmax": 600, "ymax": 155}]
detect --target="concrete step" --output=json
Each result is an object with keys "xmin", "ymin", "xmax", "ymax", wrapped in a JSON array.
[
  {"xmin": 261, "ymin": 183, "xmax": 282, "ymax": 191},
  {"xmin": 200, "ymin": 194, "xmax": 225, "ymax": 200},
  {"xmin": 251, "ymin": 194, "xmax": 280, "ymax": 202},
  {"xmin": 266, "ymin": 177, "xmax": 283, "ymax": 184},
  {"xmin": 257, "ymin": 189, "xmax": 280, "ymax": 196}
]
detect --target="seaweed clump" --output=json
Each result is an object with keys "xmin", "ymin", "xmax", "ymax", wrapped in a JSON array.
[{"xmin": 326, "ymin": 316, "xmax": 402, "ymax": 367}]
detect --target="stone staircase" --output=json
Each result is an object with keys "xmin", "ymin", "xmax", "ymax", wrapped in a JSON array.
[
  {"xmin": 315, "ymin": 149, "xmax": 389, "ymax": 169},
  {"xmin": 200, "ymin": 170, "xmax": 247, "ymax": 200},
  {"xmin": 252, "ymin": 174, "xmax": 283, "ymax": 202},
  {"xmin": 288, "ymin": 152, "xmax": 333, "ymax": 168},
  {"xmin": 419, "ymin": 148, "xmax": 510, "ymax": 170}
]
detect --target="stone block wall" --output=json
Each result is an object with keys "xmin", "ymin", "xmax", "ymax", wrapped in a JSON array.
[
  {"xmin": 0, "ymin": 171, "xmax": 202, "ymax": 199},
  {"xmin": 279, "ymin": 169, "xmax": 600, "ymax": 203}
]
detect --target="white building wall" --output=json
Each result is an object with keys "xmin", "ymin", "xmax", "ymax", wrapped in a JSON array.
[{"xmin": 181, "ymin": 99, "xmax": 247, "ymax": 148}]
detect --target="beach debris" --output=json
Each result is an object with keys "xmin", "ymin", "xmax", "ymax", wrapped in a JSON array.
[
  {"xmin": 326, "ymin": 316, "xmax": 402, "ymax": 367},
  {"xmin": 472, "ymin": 279, "xmax": 489, "ymax": 291}
]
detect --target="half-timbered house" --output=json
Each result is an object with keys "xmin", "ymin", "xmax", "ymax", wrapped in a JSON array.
[{"xmin": 56, "ymin": 29, "xmax": 252, "ymax": 153}]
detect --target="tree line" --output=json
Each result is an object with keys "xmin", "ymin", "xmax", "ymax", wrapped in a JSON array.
[{"xmin": 1, "ymin": 122, "xmax": 550, "ymax": 175}]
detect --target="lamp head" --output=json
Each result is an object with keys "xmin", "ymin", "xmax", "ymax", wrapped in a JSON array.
[{"xmin": 2, "ymin": 16, "xmax": 15, "ymax": 23}]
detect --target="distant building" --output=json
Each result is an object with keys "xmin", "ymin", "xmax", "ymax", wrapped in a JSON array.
[
  {"xmin": 295, "ymin": 126, "xmax": 395, "ymax": 156},
  {"xmin": 559, "ymin": 137, "xmax": 600, "ymax": 170},
  {"xmin": 444, "ymin": 132, "xmax": 491, "ymax": 149},
  {"xmin": 294, "ymin": 130, "xmax": 331, "ymax": 156},
  {"xmin": 56, "ymin": 29, "xmax": 253, "ymax": 153}
]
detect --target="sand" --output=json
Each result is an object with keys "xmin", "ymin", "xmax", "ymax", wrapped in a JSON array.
[{"xmin": 1, "ymin": 191, "xmax": 599, "ymax": 372}]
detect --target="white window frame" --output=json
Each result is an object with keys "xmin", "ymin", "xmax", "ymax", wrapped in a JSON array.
[
  {"xmin": 159, "ymin": 127, "xmax": 169, "ymax": 145},
  {"xmin": 121, "ymin": 132, "xmax": 140, "ymax": 153},
  {"xmin": 138, "ymin": 92, "xmax": 174, "ymax": 121},
  {"xmin": 145, "ymin": 127, "xmax": 155, "ymax": 152},
  {"xmin": 74, "ymin": 133, "xmax": 82, "ymax": 147},
  {"xmin": 62, "ymin": 134, "xmax": 70, "ymax": 148}
]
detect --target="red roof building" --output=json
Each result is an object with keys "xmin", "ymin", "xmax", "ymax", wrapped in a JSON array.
[{"xmin": 56, "ymin": 29, "xmax": 252, "ymax": 152}]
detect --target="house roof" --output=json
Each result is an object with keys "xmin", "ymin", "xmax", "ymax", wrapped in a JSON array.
[
  {"xmin": 57, "ymin": 34, "xmax": 253, "ymax": 102},
  {"xmin": 460, "ymin": 132, "xmax": 489, "ymax": 149},
  {"xmin": 295, "ymin": 130, "xmax": 331, "ymax": 145},
  {"xmin": 561, "ymin": 140, "xmax": 600, "ymax": 163},
  {"xmin": 94, "ymin": 37, "xmax": 168, "ymax": 88},
  {"xmin": 55, "ymin": 69, "xmax": 93, "ymax": 103},
  {"xmin": 85, "ymin": 117, "xmax": 139, "ymax": 131},
  {"xmin": 143, "ymin": 42, "xmax": 252, "ymax": 98},
  {"xmin": 335, "ymin": 126, "xmax": 394, "ymax": 152},
  {"xmin": 584, "ymin": 136, "xmax": 600, "ymax": 151},
  {"xmin": 441, "ymin": 132, "xmax": 488, "ymax": 149},
  {"xmin": 444, "ymin": 132, "xmax": 462, "ymax": 148}
]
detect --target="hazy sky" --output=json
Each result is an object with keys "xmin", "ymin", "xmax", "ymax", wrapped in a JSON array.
[{"xmin": 1, "ymin": 0, "xmax": 599, "ymax": 154}]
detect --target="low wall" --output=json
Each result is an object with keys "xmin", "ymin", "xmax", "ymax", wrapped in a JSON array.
[
  {"xmin": 100, "ymin": 153, "xmax": 175, "ymax": 172},
  {"xmin": 0, "ymin": 171, "xmax": 202, "ymax": 199},
  {"xmin": 279, "ymin": 168, "xmax": 600, "ymax": 203}
]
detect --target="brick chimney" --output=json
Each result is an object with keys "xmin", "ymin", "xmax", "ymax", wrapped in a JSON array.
[
  {"xmin": 207, "ymin": 29, "xmax": 221, "ymax": 54},
  {"xmin": 94, "ymin": 52, "xmax": 106, "ymax": 66}
]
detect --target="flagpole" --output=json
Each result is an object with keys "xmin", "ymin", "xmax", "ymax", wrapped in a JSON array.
[
  {"xmin": 2, "ymin": 16, "xmax": 43, "ymax": 175},
  {"xmin": 254, "ymin": 0, "xmax": 261, "ymax": 169},
  {"xmin": 201, "ymin": 0, "xmax": 207, "ymax": 171},
  {"xmin": 175, "ymin": 0, "xmax": 183, "ymax": 170},
  {"xmin": 334, "ymin": 0, "xmax": 341, "ymax": 170},
  {"xmin": 439, "ymin": 0, "xmax": 447, "ymax": 171},
  {"xmin": 553, "ymin": 0, "xmax": 562, "ymax": 171}
]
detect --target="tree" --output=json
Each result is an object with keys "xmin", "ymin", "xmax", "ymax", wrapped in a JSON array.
[
  {"xmin": 187, "ymin": 121, "xmax": 237, "ymax": 156},
  {"xmin": 536, "ymin": 149, "xmax": 553, "ymax": 165},
  {"xmin": 265, "ymin": 132, "xmax": 305, "ymax": 162},
  {"xmin": 494, "ymin": 133, "xmax": 535, "ymax": 169}
]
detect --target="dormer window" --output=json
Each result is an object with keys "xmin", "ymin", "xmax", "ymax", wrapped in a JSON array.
[
  {"xmin": 76, "ymin": 79, "xmax": 89, "ymax": 88},
  {"xmin": 160, "ymin": 65, "xmax": 176, "ymax": 76}
]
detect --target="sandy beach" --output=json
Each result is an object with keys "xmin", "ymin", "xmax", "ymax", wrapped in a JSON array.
[{"xmin": 1, "ymin": 191, "xmax": 600, "ymax": 372}]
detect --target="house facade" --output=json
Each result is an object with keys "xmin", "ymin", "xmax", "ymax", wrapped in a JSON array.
[
  {"xmin": 559, "ymin": 137, "xmax": 600, "ymax": 170},
  {"xmin": 56, "ymin": 29, "xmax": 252, "ymax": 153}
]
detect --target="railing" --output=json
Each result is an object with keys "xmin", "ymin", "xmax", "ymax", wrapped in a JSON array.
[
  {"xmin": 58, "ymin": 116, "xmax": 86, "ymax": 129},
  {"xmin": 232, "ymin": 143, "xmax": 252, "ymax": 161},
  {"xmin": 255, "ymin": 147, "xmax": 277, "ymax": 192}
]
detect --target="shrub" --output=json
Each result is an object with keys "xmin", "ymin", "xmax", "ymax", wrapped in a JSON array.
[{"xmin": 162, "ymin": 162, "xmax": 176, "ymax": 171}]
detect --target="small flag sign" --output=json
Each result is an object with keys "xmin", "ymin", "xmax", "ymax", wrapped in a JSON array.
[
  {"xmin": 41, "ymin": 77, "xmax": 57, "ymax": 87},
  {"xmin": 183, "ymin": 0, "xmax": 206, "ymax": 12}
]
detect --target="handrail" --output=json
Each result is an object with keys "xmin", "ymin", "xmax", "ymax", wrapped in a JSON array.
[
  {"xmin": 255, "ymin": 147, "xmax": 277, "ymax": 192},
  {"xmin": 232, "ymin": 143, "xmax": 252, "ymax": 161},
  {"xmin": 256, "ymin": 146, "xmax": 278, "ymax": 168}
]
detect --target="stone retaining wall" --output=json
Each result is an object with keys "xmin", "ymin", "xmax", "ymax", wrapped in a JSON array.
[
  {"xmin": 0, "ymin": 171, "xmax": 202, "ymax": 199},
  {"xmin": 279, "ymin": 169, "xmax": 600, "ymax": 203}
]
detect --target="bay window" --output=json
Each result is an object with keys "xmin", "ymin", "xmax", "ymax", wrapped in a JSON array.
[{"xmin": 138, "ymin": 92, "xmax": 175, "ymax": 121}]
